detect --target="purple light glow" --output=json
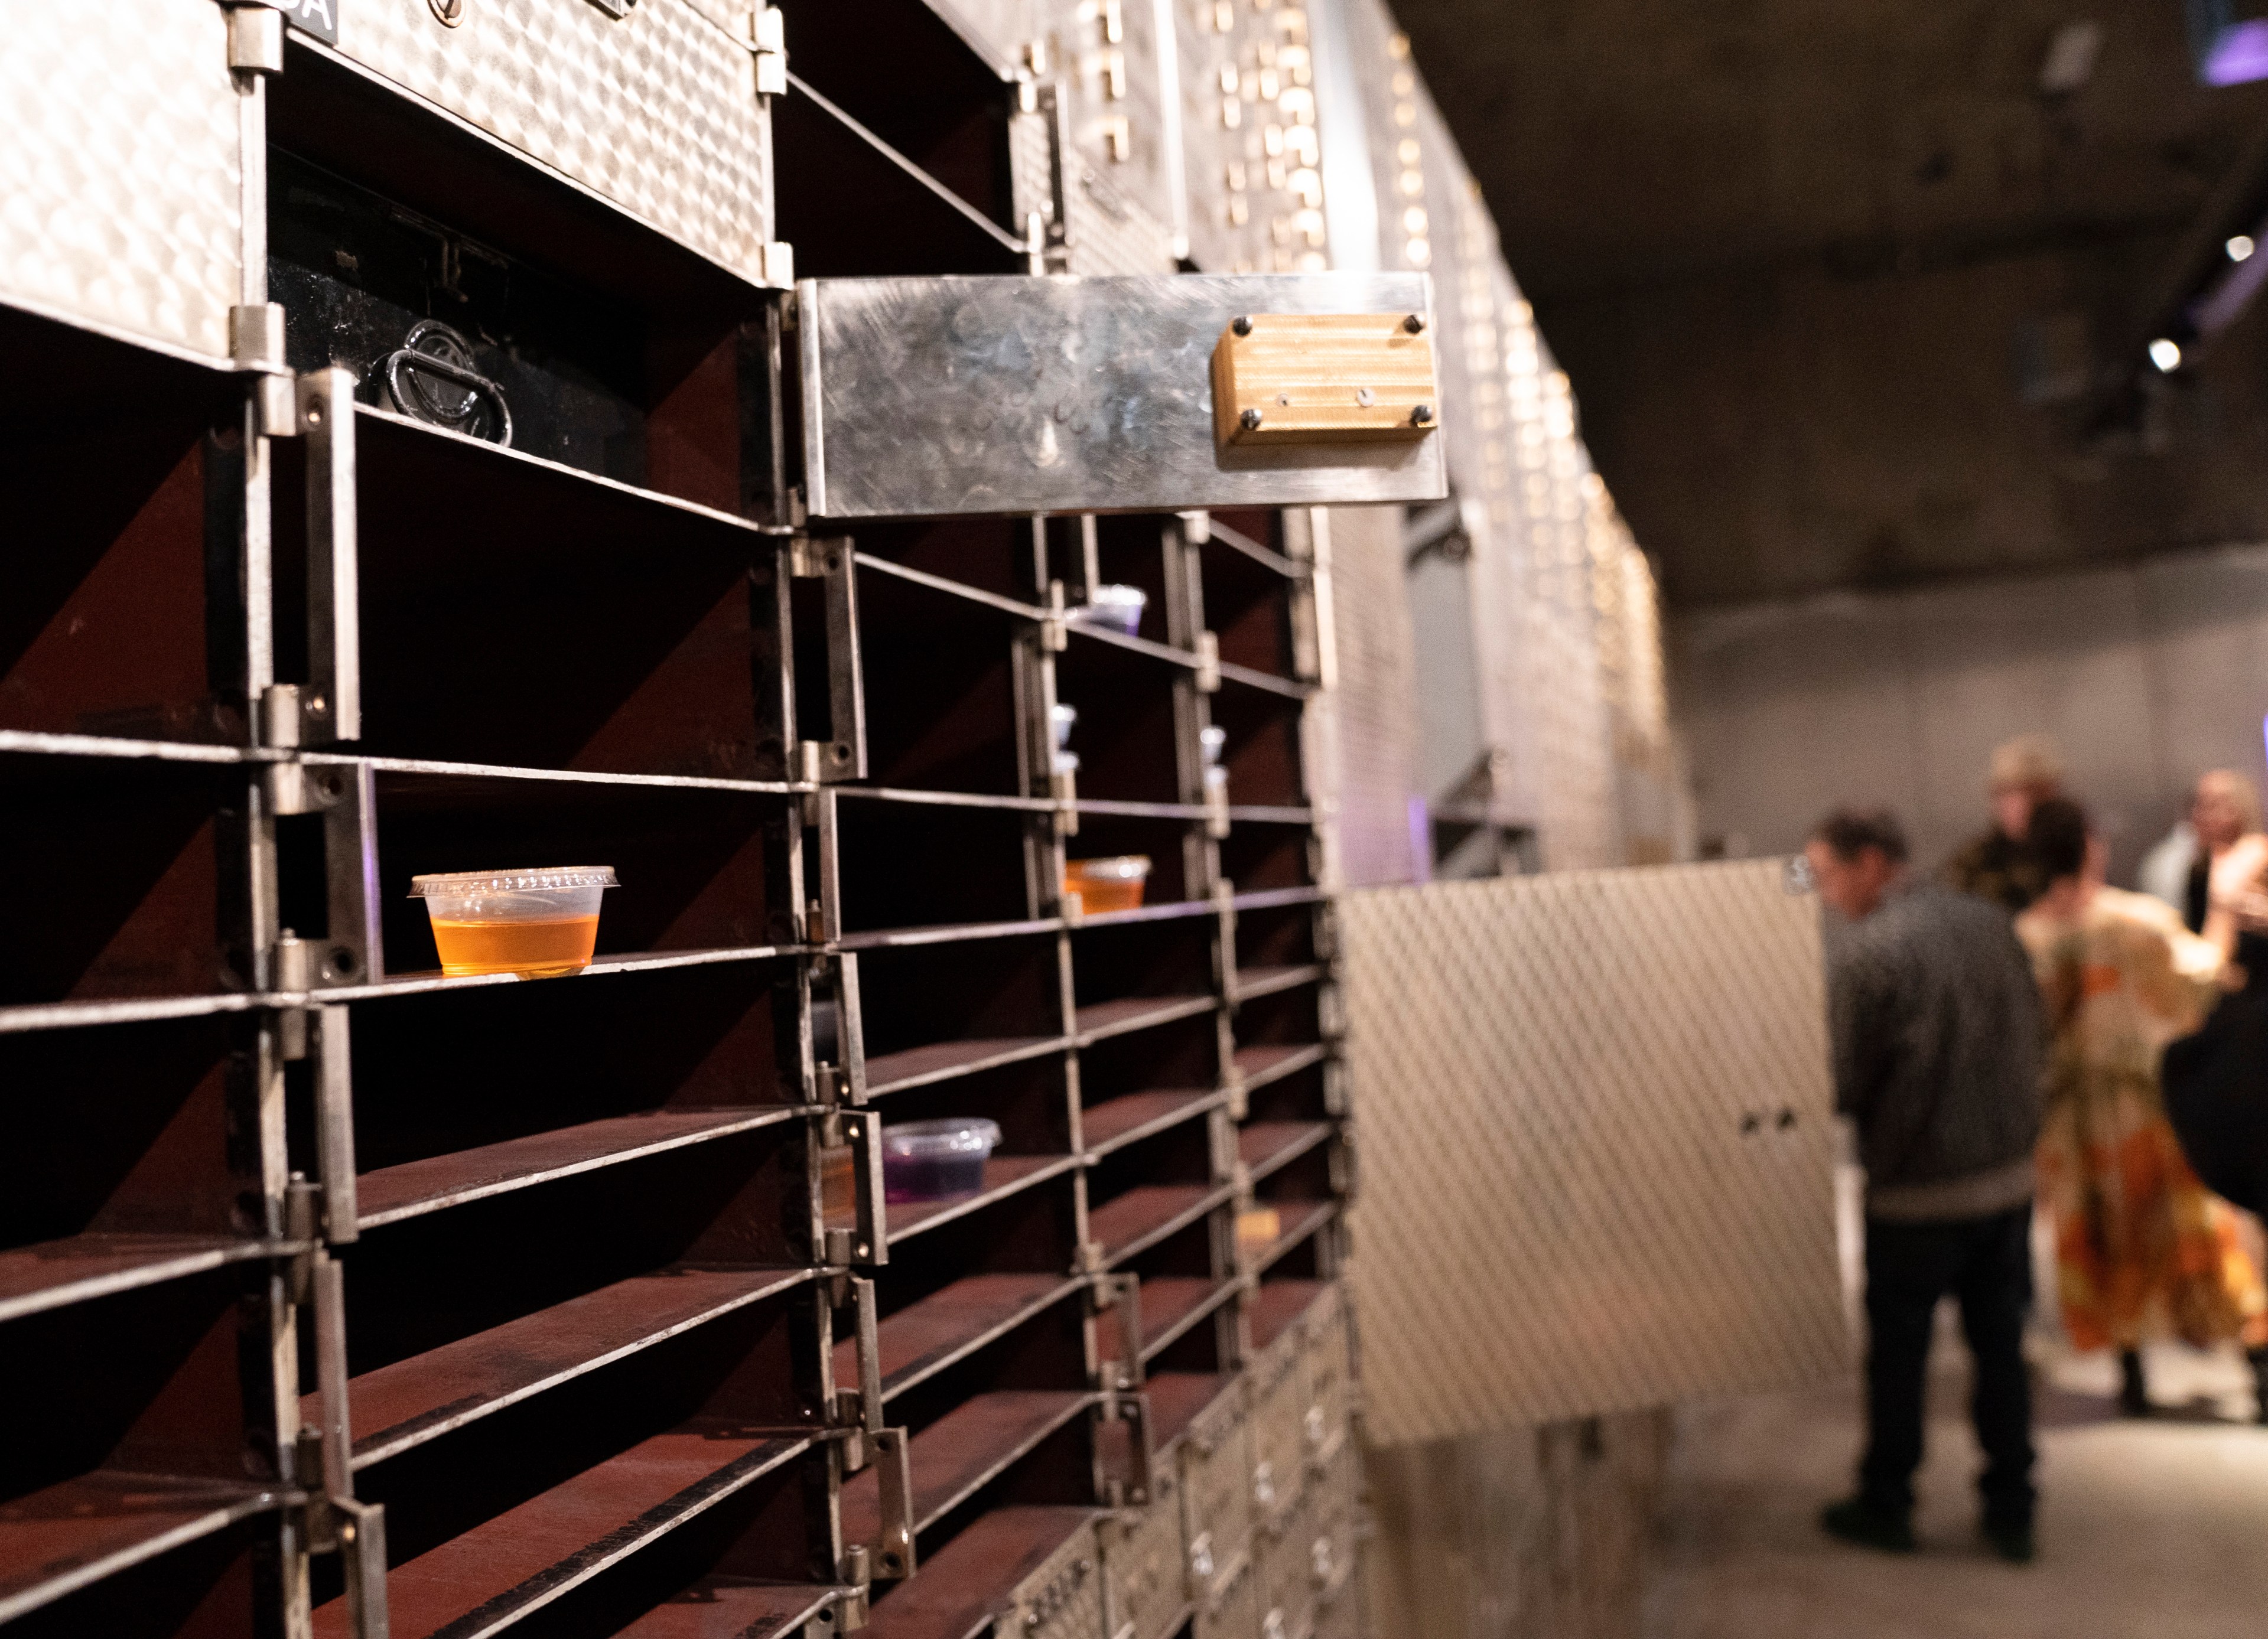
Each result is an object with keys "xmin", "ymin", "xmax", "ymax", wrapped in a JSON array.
[{"xmin": 2205, "ymin": 20, "xmax": 2268, "ymax": 86}]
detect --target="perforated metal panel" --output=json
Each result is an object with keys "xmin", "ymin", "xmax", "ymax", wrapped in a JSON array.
[
  {"xmin": 321, "ymin": 0, "xmax": 773, "ymax": 281},
  {"xmin": 1341, "ymin": 860, "xmax": 1847, "ymax": 1441},
  {"xmin": 0, "ymin": 1, "xmax": 242, "ymax": 359}
]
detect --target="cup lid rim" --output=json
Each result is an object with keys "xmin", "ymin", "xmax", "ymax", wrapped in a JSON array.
[{"xmin": 409, "ymin": 866, "xmax": 619, "ymax": 896}]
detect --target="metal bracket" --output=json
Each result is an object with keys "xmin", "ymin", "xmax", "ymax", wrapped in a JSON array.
[
  {"xmin": 821, "ymin": 1108, "xmax": 884, "ymax": 1266},
  {"xmin": 834, "ymin": 1276, "xmax": 884, "ymax": 1470},
  {"xmin": 871, "ymin": 1428, "xmax": 916, "ymax": 1580},
  {"xmin": 313, "ymin": 1006, "xmax": 360, "ymax": 1240},
  {"xmin": 1100, "ymin": 1273, "xmax": 1143, "ymax": 1392},
  {"xmin": 269, "ymin": 763, "xmax": 382, "ymax": 986},
  {"xmin": 274, "ymin": 976, "xmax": 359, "ymax": 1239},
  {"xmin": 1036, "ymin": 83, "xmax": 1074, "ymax": 272},
  {"xmin": 292, "ymin": 1241, "xmax": 391, "ymax": 1637},
  {"xmin": 789, "ymin": 539, "xmax": 867, "ymax": 783},
  {"xmin": 298, "ymin": 368, "xmax": 362, "ymax": 744},
  {"xmin": 1104, "ymin": 1391, "xmax": 1153, "ymax": 1506}
]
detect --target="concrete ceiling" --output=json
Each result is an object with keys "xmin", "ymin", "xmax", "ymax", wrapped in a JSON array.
[{"xmin": 1390, "ymin": 0, "xmax": 2268, "ymax": 607}]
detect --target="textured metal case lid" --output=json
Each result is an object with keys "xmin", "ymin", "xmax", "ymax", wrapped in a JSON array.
[
  {"xmin": 798, "ymin": 272, "xmax": 1449, "ymax": 519},
  {"xmin": 1341, "ymin": 861, "xmax": 1849, "ymax": 1441},
  {"xmin": 1, "ymin": 2, "xmax": 242, "ymax": 361}
]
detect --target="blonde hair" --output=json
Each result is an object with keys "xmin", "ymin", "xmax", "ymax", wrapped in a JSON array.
[
  {"xmin": 2196, "ymin": 768, "xmax": 2264, "ymax": 836},
  {"xmin": 1988, "ymin": 733, "xmax": 2064, "ymax": 793}
]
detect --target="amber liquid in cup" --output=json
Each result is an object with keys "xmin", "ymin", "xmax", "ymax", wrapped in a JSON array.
[
  {"xmin": 1065, "ymin": 876, "xmax": 1146, "ymax": 914},
  {"xmin": 429, "ymin": 915, "xmax": 601, "ymax": 978}
]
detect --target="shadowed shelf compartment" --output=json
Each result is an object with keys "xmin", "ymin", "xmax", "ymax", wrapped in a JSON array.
[
  {"xmin": 312, "ymin": 1430, "xmax": 816, "ymax": 1639},
  {"xmin": 311, "ymin": 1266, "xmax": 817, "ymax": 1469},
  {"xmin": 839, "ymin": 1392, "xmax": 1097, "ymax": 1543},
  {"xmin": 1089, "ymin": 1184, "xmax": 1232, "ymax": 1267},
  {"xmin": 0, "ymin": 1472, "xmax": 279, "ymax": 1625},
  {"xmin": 0, "ymin": 1235, "xmax": 279, "ymax": 1327},
  {"xmin": 868, "ymin": 1156, "xmax": 1082, "ymax": 1248},
  {"xmin": 1237, "ymin": 1122, "xmax": 1334, "ymax": 1184},
  {"xmin": 862, "ymin": 1506, "xmax": 1103, "ymax": 1639},
  {"xmin": 354, "ymin": 1109, "xmax": 802, "ymax": 1231},
  {"xmin": 832, "ymin": 1273, "xmax": 1089, "ymax": 1405},
  {"xmin": 1082, "ymin": 1089, "xmax": 1225, "ymax": 1160}
]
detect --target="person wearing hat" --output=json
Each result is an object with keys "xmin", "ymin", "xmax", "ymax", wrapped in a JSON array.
[{"xmin": 1945, "ymin": 735, "xmax": 2065, "ymax": 913}]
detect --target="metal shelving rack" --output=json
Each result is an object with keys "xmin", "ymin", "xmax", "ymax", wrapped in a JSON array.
[{"xmin": 0, "ymin": 4, "xmax": 1382, "ymax": 1638}]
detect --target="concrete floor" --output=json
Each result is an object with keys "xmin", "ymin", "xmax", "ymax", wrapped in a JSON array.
[{"xmin": 1644, "ymin": 1336, "xmax": 2268, "ymax": 1638}]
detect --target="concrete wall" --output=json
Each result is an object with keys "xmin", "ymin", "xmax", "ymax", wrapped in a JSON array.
[{"xmin": 1671, "ymin": 541, "xmax": 2268, "ymax": 882}]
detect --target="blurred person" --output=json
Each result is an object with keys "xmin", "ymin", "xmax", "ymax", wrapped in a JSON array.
[
  {"xmin": 2182, "ymin": 770, "xmax": 2268, "ymax": 952},
  {"xmin": 2136, "ymin": 816, "xmax": 2195, "ymax": 913},
  {"xmin": 1808, "ymin": 808, "xmax": 2046, "ymax": 1563},
  {"xmin": 2015, "ymin": 797, "xmax": 2268, "ymax": 1420},
  {"xmin": 1944, "ymin": 734, "xmax": 2065, "ymax": 913}
]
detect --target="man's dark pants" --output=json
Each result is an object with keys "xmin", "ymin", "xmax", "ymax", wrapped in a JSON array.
[{"xmin": 1860, "ymin": 1202, "xmax": 2036, "ymax": 1526}]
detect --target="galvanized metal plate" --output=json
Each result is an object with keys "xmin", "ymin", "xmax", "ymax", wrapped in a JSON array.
[
  {"xmin": 1342, "ymin": 861, "xmax": 1847, "ymax": 1440},
  {"xmin": 0, "ymin": 1, "xmax": 241, "ymax": 360},
  {"xmin": 798, "ymin": 272, "xmax": 1447, "ymax": 519},
  {"xmin": 320, "ymin": 0, "xmax": 773, "ymax": 283}
]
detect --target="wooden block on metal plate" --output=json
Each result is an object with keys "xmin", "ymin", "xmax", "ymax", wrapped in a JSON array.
[{"xmin": 1211, "ymin": 312, "xmax": 1440, "ymax": 447}]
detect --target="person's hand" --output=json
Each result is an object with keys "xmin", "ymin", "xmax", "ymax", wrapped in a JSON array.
[{"xmin": 2221, "ymin": 887, "xmax": 2268, "ymax": 934}]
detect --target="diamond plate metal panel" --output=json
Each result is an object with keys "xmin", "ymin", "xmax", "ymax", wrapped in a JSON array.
[
  {"xmin": 0, "ymin": 1, "xmax": 242, "ymax": 359},
  {"xmin": 1014, "ymin": 1514, "xmax": 1110, "ymax": 1639},
  {"xmin": 1342, "ymin": 861, "xmax": 1847, "ymax": 1441},
  {"xmin": 1104, "ymin": 1474, "xmax": 1193, "ymax": 1639},
  {"xmin": 1179, "ymin": 1383, "xmax": 1255, "ymax": 1604},
  {"xmin": 323, "ymin": 0, "xmax": 772, "ymax": 282}
]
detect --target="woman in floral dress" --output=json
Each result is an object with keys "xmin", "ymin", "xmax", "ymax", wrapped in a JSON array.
[{"xmin": 2014, "ymin": 799, "xmax": 2268, "ymax": 1417}]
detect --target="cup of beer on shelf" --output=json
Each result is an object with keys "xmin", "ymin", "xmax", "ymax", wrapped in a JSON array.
[
  {"xmin": 1064, "ymin": 854, "xmax": 1151, "ymax": 916},
  {"xmin": 409, "ymin": 866, "xmax": 619, "ymax": 978}
]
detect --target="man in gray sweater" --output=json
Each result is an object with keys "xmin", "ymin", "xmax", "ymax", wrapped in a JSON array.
[{"xmin": 1807, "ymin": 807, "xmax": 2046, "ymax": 1563}]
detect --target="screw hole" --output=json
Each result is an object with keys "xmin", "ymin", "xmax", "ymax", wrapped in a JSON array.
[{"xmin": 327, "ymin": 946, "xmax": 359, "ymax": 979}]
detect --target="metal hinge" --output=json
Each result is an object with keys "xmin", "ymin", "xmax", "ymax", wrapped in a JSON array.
[
  {"xmin": 226, "ymin": 4, "xmax": 287, "ymax": 74},
  {"xmin": 756, "ymin": 239, "xmax": 795, "ymax": 289},
  {"xmin": 230, "ymin": 302, "xmax": 288, "ymax": 374},
  {"xmin": 751, "ymin": 5, "xmax": 787, "ymax": 96},
  {"xmin": 1195, "ymin": 631, "xmax": 1221, "ymax": 693}
]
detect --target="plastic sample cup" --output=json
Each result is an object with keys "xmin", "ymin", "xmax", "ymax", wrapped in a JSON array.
[
  {"xmin": 1071, "ymin": 584, "xmax": 1148, "ymax": 637},
  {"xmin": 881, "ymin": 1118, "xmax": 1001, "ymax": 1204},
  {"xmin": 409, "ymin": 866, "xmax": 619, "ymax": 978},
  {"xmin": 1064, "ymin": 855, "xmax": 1151, "ymax": 916}
]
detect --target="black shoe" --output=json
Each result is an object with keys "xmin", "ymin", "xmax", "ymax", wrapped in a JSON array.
[
  {"xmin": 1981, "ymin": 1516, "xmax": 2036, "ymax": 1565},
  {"xmin": 1820, "ymin": 1497, "xmax": 1916, "ymax": 1554},
  {"xmin": 2117, "ymin": 1349, "xmax": 2150, "ymax": 1418}
]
